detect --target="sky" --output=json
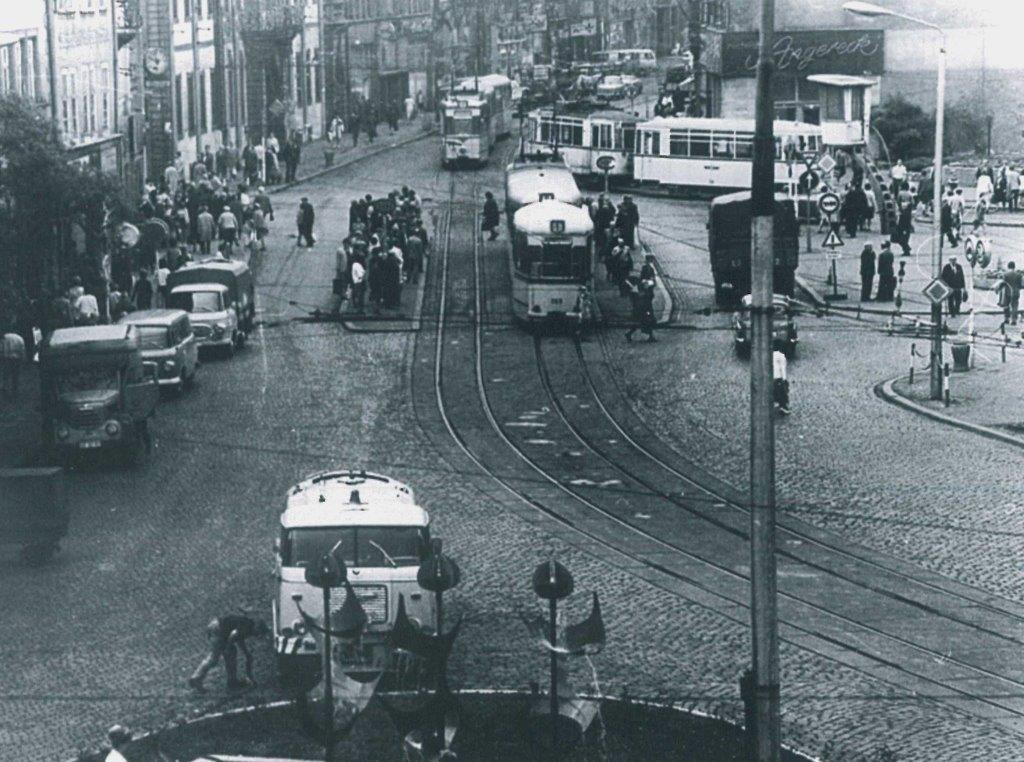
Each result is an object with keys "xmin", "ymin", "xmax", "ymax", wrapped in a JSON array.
[{"xmin": 0, "ymin": 4, "xmax": 45, "ymax": 32}]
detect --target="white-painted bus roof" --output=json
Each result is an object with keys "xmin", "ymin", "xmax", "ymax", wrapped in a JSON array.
[
  {"xmin": 505, "ymin": 164, "xmax": 583, "ymax": 208},
  {"xmin": 281, "ymin": 470, "xmax": 428, "ymax": 529},
  {"xmin": 454, "ymin": 74, "xmax": 512, "ymax": 94},
  {"xmin": 636, "ymin": 116, "xmax": 820, "ymax": 134},
  {"xmin": 514, "ymin": 200, "xmax": 594, "ymax": 235}
]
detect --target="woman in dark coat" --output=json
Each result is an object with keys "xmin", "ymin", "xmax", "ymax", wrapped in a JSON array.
[
  {"xmin": 367, "ymin": 238, "xmax": 384, "ymax": 311},
  {"xmin": 382, "ymin": 247, "xmax": 403, "ymax": 309},
  {"xmin": 482, "ymin": 192, "xmax": 500, "ymax": 240}
]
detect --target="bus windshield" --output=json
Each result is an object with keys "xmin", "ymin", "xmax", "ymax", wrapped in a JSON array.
[
  {"xmin": 284, "ymin": 526, "xmax": 425, "ymax": 568},
  {"xmin": 518, "ymin": 242, "xmax": 590, "ymax": 280}
]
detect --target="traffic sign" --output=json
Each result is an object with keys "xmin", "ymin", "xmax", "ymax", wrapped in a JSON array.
[
  {"xmin": 817, "ymin": 154, "xmax": 837, "ymax": 174},
  {"xmin": 923, "ymin": 278, "xmax": 953, "ymax": 305},
  {"xmin": 821, "ymin": 228, "xmax": 844, "ymax": 249},
  {"xmin": 596, "ymin": 155, "xmax": 616, "ymax": 172},
  {"xmin": 799, "ymin": 169, "xmax": 820, "ymax": 192},
  {"xmin": 818, "ymin": 192, "xmax": 840, "ymax": 216}
]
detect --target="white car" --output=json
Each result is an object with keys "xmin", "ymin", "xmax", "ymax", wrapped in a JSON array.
[{"xmin": 596, "ymin": 74, "xmax": 642, "ymax": 100}]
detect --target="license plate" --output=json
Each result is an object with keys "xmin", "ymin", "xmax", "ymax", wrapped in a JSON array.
[
  {"xmin": 550, "ymin": 298, "xmax": 563, "ymax": 305},
  {"xmin": 79, "ymin": 440, "xmax": 101, "ymax": 449}
]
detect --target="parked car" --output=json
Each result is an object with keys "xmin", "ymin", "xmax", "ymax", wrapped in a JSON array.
[
  {"xmin": 166, "ymin": 257, "xmax": 255, "ymax": 357},
  {"xmin": 38, "ymin": 325, "xmax": 159, "ymax": 465},
  {"xmin": 597, "ymin": 74, "xmax": 641, "ymax": 100},
  {"xmin": 733, "ymin": 294, "xmax": 798, "ymax": 358},
  {"xmin": 119, "ymin": 309, "xmax": 199, "ymax": 393}
]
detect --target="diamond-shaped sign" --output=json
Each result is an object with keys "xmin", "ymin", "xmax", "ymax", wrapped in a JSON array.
[
  {"xmin": 817, "ymin": 154, "xmax": 837, "ymax": 174},
  {"xmin": 923, "ymin": 278, "xmax": 953, "ymax": 305}
]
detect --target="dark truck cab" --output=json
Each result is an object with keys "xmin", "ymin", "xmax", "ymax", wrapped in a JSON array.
[
  {"xmin": 39, "ymin": 325, "xmax": 159, "ymax": 464},
  {"xmin": 708, "ymin": 191, "xmax": 800, "ymax": 306}
]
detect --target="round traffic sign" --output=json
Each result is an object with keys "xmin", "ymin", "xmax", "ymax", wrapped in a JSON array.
[
  {"xmin": 798, "ymin": 170, "xmax": 820, "ymax": 193},
  {"xmin": 596, "ymin": 155, "xmax": 616, "ymax": 172},
  {"xmin": 818, "ymin": 192, "xmax": 840, "ymax": 216}
]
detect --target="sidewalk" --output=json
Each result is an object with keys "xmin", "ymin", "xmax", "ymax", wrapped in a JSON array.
[
  {"xmin": 0, "ymin": 365, "xmax": 42, "ymax": 467},
  {"xmin": 270, "ymin": 115, "xmax": 435, "ymax": 196},
  {"xmin": 882, "ymin": 354, "xmax": 1024, "ymax": 449}
]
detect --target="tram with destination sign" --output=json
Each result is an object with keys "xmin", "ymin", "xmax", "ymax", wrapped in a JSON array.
[
  {"xmin": 504, "ymin": 155, "xmax": 594, "ymax": 324},
  {"xmin": 441, "ymin": 74, "xmax": 514, "ymax": 167},
  {"xmin": 525, "ymin": 107, "xmax": 641, "ymax": 186}
]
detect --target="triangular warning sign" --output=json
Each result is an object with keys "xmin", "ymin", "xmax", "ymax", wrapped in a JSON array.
[{"xmin": 821, "ymin": 228, "xmax": 844, "ymax": 249}]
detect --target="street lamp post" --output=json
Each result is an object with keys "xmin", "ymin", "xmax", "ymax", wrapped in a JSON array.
[{"xmin": 843, "ymin": 1, "xmax": 947, "ymax": 400}]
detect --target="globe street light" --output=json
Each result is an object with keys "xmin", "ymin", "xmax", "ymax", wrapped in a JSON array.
[{"xmin": 844, "ymin": 1, "xmax": 947, "ymax": 400}]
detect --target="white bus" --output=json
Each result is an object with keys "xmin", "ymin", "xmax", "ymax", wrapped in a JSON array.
[{"xmin": 632, "ymin": 116, "xmax": 823, "ymax": 193}]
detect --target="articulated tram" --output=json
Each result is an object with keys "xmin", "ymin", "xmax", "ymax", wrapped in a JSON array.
[
  {"xmin": 526, "ymin": 110, "xmax": 824, "ymax": 195},
  {"xmin": 504, "ymin": 156, "xmax": 594, "ymax": 324},
  {"xmin": 441, "ymin": 74, "xmax": 514, "ymax": 167}
]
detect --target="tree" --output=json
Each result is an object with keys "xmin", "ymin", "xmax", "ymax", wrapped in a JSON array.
[
  {"xmin": 0, "ymin": 96, "xmax": 131, "ymax": 325},
  {"xmin": 873, "ymin": 94, "xmax": 988, "ymax": 163}
]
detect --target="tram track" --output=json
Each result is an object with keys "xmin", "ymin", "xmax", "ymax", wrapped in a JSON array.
[{"xmin": 413, "ymin": 157, "xmax": 1024, "ymax": 736}]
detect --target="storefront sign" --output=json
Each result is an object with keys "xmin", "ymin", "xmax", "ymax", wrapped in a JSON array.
[
  {"xmin": 722, "ymin": 30, "xmax": 884, "ymax": 78},
  {"xmin": 570, "ymin": 19, "xmax": 597, "ymax": 37}
]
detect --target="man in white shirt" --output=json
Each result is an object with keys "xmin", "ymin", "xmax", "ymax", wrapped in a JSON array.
[
  {"xmin": 1007, "ymin": 166, "xmax": 1022, "ymax": 212},
  {"xmin": 75, "ymin": 292, "xmax": 100, "ymax": 325},
  {"xmin": 976, "ymin": 172, "xmax": 994, "ymax": 205},
  {"xmin": 218, "ymin": 209, "xmax": 239, "ymax": 256},
  {"xmin": 890, "ymin": 159, "xmax": 907, "ymax": 195},
  {"xmin": 350, "ymin": 260, "xmax": 366, "ymax": 313}
]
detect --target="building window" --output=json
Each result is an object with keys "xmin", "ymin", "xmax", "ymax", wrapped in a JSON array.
[
  {"xmin": 186, "ymin": 72, "xmax": 196, "ymax": 135},
  {"xmin": 100, "ymin": 65, "xmax": 110, "ymax": 130},
  {"xmin": 173, "ymin": 0, "xmax": 180, "ymax": 23},
  {"xmin": 87, "ymin": 66, "xmax": 97, "ymax": 134},
  {"xmin": 22, "ymin": 39, "xmax": 35, "ymax": 99},
  {"xmin": 0, "ymin": 48, "xmax": 10, "ymax": 95},
  {"xmin": 824, "ymin": 88, "xmax": 843, "ymax": 121},
  {"xmin": 176, "ymin": 73, "xmax": 185, "ymax": 138},
  {"xmin": 202, "ymin": 69, "xmax": 211, "ymax": 133},
  {"xmin": 306, "ymin": 50, "xmax": 315, "ymax": 105},
  {"xmin": 68, "ymin": 70, "xmax": 79, "ymax": 137}
]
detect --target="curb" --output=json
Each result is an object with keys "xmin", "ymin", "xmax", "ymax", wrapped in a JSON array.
[
  {"xmin": 268, "ymin": 128, "xmax": 437, "ymax": 196},
  {"xmin": 875, "ymin": 376, "xmax": 1024, "ymax": 451}
]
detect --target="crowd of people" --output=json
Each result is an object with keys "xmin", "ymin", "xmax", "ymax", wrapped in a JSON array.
[{"xmin": 336, "ymin": 186, "xmax": 430, "ymax": 314}]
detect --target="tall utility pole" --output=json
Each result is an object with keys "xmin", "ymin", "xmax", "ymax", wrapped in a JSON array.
[
  {"xmin": 299, "ymin": 3, "xmax": 309, "ymax": 134},
  {"xmin": 929, "ymin": 34, "xmax": 947, "ymax": 400},
  {"xmin": 749, "ymin": 0, "xmax": 781, "ymax": 757},
  {"xmin": 427, "ymin": 0, "xmax": 440, "ymax": 110},
  {"xmin": 191, "ymin": 0, "xmax": 203, "ymax": 157},
  {"xmin": 687, "ymin": 0, "xmax": 703, "ymax": 116}
]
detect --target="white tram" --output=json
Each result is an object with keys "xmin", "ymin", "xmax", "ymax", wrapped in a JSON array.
[
  {"xmin": 632, "ymin": 116, "xmax": 823, "ymax": 193},
  {"xmin": 526, "ymin": 108, "xmax": 641, "ymax": 184},
  {"xmin": 441, "ymin": 74, "xmax": 514, "ymax": 167},
  {"xmin": 505, "ymin": 157, "xmax": 594, "ymax": 324}
]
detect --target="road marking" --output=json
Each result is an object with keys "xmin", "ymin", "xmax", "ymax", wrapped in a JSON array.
[
  {"xmin": 525, "ymin": 438, "xmax": 555, "ymax": 445},
  {"xmin": 506, "ymin": 421, "xmax": 547, "ymax": 428}
]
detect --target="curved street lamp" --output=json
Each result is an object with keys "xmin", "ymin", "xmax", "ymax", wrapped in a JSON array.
[{"xmin": 844, "ymin": 0, "xmax": 947, "ymax": 399}]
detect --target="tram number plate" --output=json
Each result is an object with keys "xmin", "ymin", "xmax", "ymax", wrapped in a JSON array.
[
  {"xmin": 550, "ymin": 298, "xmax": 563, "ymax": 305},
  {"xmin": 79, "ymin": 440, "xmax": 101, "ymax": 449}
]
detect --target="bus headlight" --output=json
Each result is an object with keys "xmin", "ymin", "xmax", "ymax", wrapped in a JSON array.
[
  {"xmin": 104, "ymin": 421, "xmax": 121, "ymax": 437},
  {"xmin": 212, "ymin": 324, "xmax": 226, "ymax": 337},
  {"xmin": 56, "ymin": 425, "xmax": 70, "ymax": 440},
  {"xmin": 161, "ymin": 360, "xmax": 176, "ymax": 373}
]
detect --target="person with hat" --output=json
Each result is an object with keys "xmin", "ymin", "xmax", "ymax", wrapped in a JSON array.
[
  {"xmin": 941, "ymin": 255, "xmax": 966, "ymax": 317},
  {"xmin": 188, "ymin": 613, "xmax": 269, "ymax": 692},
  {"xmin": 482, "ymin": 191, "xmax": 500, "ymax": 241},
  {"xmin": 104, "ymin": 725, "xmax": 132, "ymax": 762},
  {"xmin": 876, "ymin": 242, "xmax": 897, "ymax": 302}
]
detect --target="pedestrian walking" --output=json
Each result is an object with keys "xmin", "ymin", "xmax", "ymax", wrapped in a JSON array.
[
  {"xmin": 976, "ymin": 171, "xmax": 994, "ymax": 206},
  {"xmin": 1, "ymin": 328, "xmax": 26, "ymax": 398},
  {"xmin": 941, "ymin": 255, "xmax": 966, "ymax": 317},
  {"xmin": 104, "ymin": 725, "xmax": 132, "ymax": 762},
  {"xmin": 625, "ymin": 277, "xmax": 656, "ymax": 342},
  {"xmin": 188, "ymin": 613, "xmax": 268, "ymax": 692},
  {"xmin": 892, "ymin": 204, "xmax": 914, "ymax": 257},
  {"xmin": 482, "ymin": 191, "xmax": 500, "ymax": 241},
  {"xmin": 197, "ymin": 205, "xmax": 216, "ymax": 255},
  {"xmin": 862, "ymin": 183, "xmax": 876, "ymax": 231},
  {"xmin": 296, "ymin": 197, "xmax": 316, "ymax": 247},
  {"xmin": 405, "ymin": 228, "xmax": 425, "ymax": 284},
  {"xmin": 1001, "ymin": 261, "xmax": 1023, "ymax": 325},
  {"xmin": 876, "ymin": 242, "xmax": 896, "ymax": 302},
  {"xmin": 890, "ymin": 159, "xmax": 907, "ymax": 196},
  {"xmin": 217, "ymin": 207, "xmax": 239, "ymax": 256},
  {"xmin": 1008, "ymin": 166, "xmax": 1022, "ymax": 212},
  {"xmin": 350, "ymin": 111, "xmax": 362, "ymax": 146},
  {"xmin": 859, "ymin": 243, "xmax": 876, "ymax": 301},
  {"xmin": 941, "ymin": 194, "xmax": 959, "ymax": 248},
  {"xmin": 971, "ymin": 196, "xmax": 988, "ymax": 234}
]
